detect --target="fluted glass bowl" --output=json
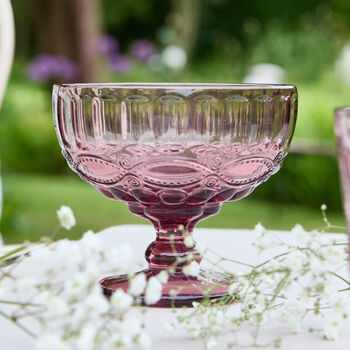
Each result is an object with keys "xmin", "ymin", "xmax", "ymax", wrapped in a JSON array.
[{"xmin": 53, "ymin": 83, "xmax": 298, "ymax": 307}]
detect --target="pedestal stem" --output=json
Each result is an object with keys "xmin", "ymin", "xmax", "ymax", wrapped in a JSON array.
[
  {"xmin": 100, "ymin": 202, "xmax": 231, "ymax": 307},
  {"xmin": 145, "ymin": 230, "xmax": 200, "ymax": 271},
  {"xmin": 128, "ymin": 202, "xmax": 221, "ymax": 272}
]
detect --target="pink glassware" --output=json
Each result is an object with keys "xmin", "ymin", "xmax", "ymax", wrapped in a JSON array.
[
  {"xmin": 335, "ymin": 108, "xmax": 350, "ymax": 242},
  {"xmin": 53, "ymin": 83, "xmax": 298, "ymax": 307}
]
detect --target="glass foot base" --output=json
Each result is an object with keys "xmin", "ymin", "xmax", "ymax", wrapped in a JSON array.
[{"xmin": 100, "ymin": 269, "xmax": 236, "ymax": 308}]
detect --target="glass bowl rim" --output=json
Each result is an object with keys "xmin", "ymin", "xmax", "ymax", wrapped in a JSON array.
[
  {"xmin": 54, "ymin": 82, "xmax": 296, "ymax": 91},
  {"xmin": 335, "ymin": 106, "xmax": 350, "ymax": 114}
]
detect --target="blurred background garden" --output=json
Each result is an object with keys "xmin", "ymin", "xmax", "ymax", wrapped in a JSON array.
[{"xmin": 1, "ymin": 0, "xmax": 350, "ymax": 243}]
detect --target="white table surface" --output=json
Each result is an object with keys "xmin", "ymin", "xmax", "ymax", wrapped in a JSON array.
[{"xmin": 1, "ymin": 225, "xmax": 349, "ymax": 349}]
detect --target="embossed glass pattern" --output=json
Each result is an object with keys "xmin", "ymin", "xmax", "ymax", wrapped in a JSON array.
[{"xmin": 53, "ymin": 83, "xmax": 298, "ymax": 307}]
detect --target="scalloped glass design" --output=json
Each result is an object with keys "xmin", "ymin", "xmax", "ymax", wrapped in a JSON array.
[{"xmin": 53, "ymin": 83, "xmax": 298, "ymax": 307}]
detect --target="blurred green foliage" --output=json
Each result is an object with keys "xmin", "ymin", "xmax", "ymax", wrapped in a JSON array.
[
  {"xmin": 0, "ymin": 63, "xmax": 65, "ymax": 174},
  {"xmin": 2, "ymin": 0, "xmax": 350, "ymax": 241},
  {"xmin": 0, "ymin": 173, "xmax": 344, "ymax": 244},
  {"xmin": 255, "ymin": 154, "xmax": 341, "ymax": 209},
  {"xmin": 0, "ymin": 60, "xmax": 348, "ymax": 212}
]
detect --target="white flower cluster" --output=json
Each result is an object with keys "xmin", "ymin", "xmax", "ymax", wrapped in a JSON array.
[
  {"xmin": 1, "ymin": 204, "xmax": 350, "ymax": 350},
  {"xmin": 174, "ymin": 223, "xmax": 350, "ymax": 348},
  {"xmin": 0, "ymin": 207, "xmax": 172, "ymax": 349},
  {"xmin": 266, "ymin": 224, "xmax": 349, "ymax": 340},
  {"xmin": 56, "ymin": 205, "xmax": 76, "ymax": 230},
  {"xmin": 29, "ymin": 230, "xmax": 154, "ymax": 349},
  {"xmin": 169, "ymin": 303, "xmax": 227, "ymax": 349},
  {"xmin": 250, "ymin": 223, "xmax": 349, "ymax": 341}
]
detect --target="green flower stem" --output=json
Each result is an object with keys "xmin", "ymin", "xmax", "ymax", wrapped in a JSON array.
[
  {"xmin": 0, "ymin": 309, "xmax": 37, "ymax": 338},
  {"xmin": 0, "ymin": 300, "xmax": 41, "ymax": 307},
  {"xmin": 327, "ymin": 271, "xmax": 350, "ymax": 285},
  {"xmin": 206, "ymin": 248, "xmax": 255, "ymax": 268},
  {"xmin": 0, "ymin": 245, "xmax": 26, "ymax": 261}
]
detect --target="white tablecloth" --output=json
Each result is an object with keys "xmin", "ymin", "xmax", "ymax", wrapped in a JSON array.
[{"xmin": 1, "ymin": 225, "xmax": 349, "ymax": 349}]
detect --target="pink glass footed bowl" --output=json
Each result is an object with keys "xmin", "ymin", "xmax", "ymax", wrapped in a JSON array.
[{"xmin": 53, "ymin": 83, "xmax": 298, "ymax": 307}]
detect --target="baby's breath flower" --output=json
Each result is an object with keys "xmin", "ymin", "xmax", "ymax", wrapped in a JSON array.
[
  {"xmin": 227, "ymin": 282, "xmax": 237, "ymax": 295},
  {"xmin": 55, "ymin": 239, "xmax": 82, "ymax": 267},
  {"xmin": 135, "ymin": 332, "xmax": 152, "ymax": 348},
  {"xmin": 186, "ymin": 318, "xmax": 201, "ymax": 338},
  {"xmin": 284, "ymin": 250, "xmax": 307, "ymax": 274},
  {"xmin": 4, "ymin": 206, "xmax": 350, "ymax": 350},
  {"xmin": 323, "ymin": 326, "xmax": 339, "ymax": 341},
  {"xmin": 129, "ymin": 273, "xmax": 146, "ymax": 296},
  {"xmin": 64, "ymin": 272, "xmax": 90, "ymax": 297},
  {"xmin": 177, "ymin": 224, "xmax": 185, "ymax": 232},
  {"xmin": 56, "ymin": 205, "xmax": 76, "ymax": 230},
  {"xmin": 169, "ymin": 289, "xmax": 177, "ymax": 297},
  {"xmin": 323, "ymin": 313, "xmax": 344, "ymax": 340},
  {"xmin": 206, "ymin": 336, "xmax": 217, "ymax": 349},
  {"xmin": 273, "ymin": 300, "xmax": 306, "ymax": 333},
  {"xmin": 35, "ymin": 332, "xmax": 69, "ymax": 350},
  {"xmin": 264, "ymin": 257, "xmax": 281, "ymax": 271},
  {"xmin": 157, "ymin": 270, "xmax": 169, "ymax": 284},
  {"xmin": 110, "ymin": 289, "xmax": 133, "ymax": 312},
  {"xmin": 253, "ymin": 222, "xmax": 266, "ymax": 236},
  {"xmin": 16, "ymin": 276, "xmax": 36, "ymax": 290},
  {"xmin": 117, "ymin": 316, "xmax": 142, "ymax": 338},
  {"xmin": 291, "ymin": 224, "xmax": 308, "ymax": 242},
  {"xmin": 84, "ymin": 261, "xmax": 101, "ymax": 279},
  {"xmin": 145, "ymin": 276, "xmax": 162, "ymax": 305},
  {"xmin": 308, "ymin": 230, "xmax": 326, "ymax": 250},
  {"xmin": 36, "ymin": 291, "xmax": 69, "ymax": 317},
  {"xmin": 84, "ymin": 290, "xmax": 109, "ymax": 315},
  {"xmin": 80, "ymin": 230, "xmax": 103, "ymax": 254},
  {"xmin": 285, "ymin": 300, "xmax": 307, "ymax": 317},
  {"xmin": 30, "ymin": 246, "xmax": 51, "ymax": 264},
  {"xmin": 308, "ymin": 254, "xmax": 326, "ymax": 273},
  {"xmin": 70, "ymin": 308, "xmax": 87, "ymax": 331},
  {"xmin": 254, "ymin": 222, "xmax": 266, "ymax": 235},
  {"xmin": 183, "ymin": 261, "xmax": 200, "ymax": 277},
  {"xmin": 192, "ymin": 301, "xmax": 200, "ymax": 308},
  {"xmin": 107, "ymin": 243, "xmax": 134, "ymax": 271},
  {"xmin": 260, "ymin": 272, "xmax": 284, "ymax": 289},
  {"xmin": 253, "ymin": 224, "xmax": 279, "ymax": 251},
  {"xmin": 319, "ymin": 283, "xmax": 337, "ymax": 299},
  {"xmin": 105, "ymin": 334, "xmax": 124, "ymax": 350},
  {"xmin": 76, "ymin": 324, "xmax": 96, "ymax": 350},
  {"xmin": 184, "ymin": 235, "xmax": 195, "ymax": 248},
  {"xmin": 331, "ymin": 294, "xmax": 349, "ymax": 312},
  {"xmin": 323, "ymin": 246, "xmax": 345, "ymax": 265},
  {"xmin": 195, "ymin": 241, "xmax": 207, "ymax": 255}
]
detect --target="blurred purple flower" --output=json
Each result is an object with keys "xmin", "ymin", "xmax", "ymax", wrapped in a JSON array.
[
  {"xmin": 97, "ymin": 34, "xmax": 119, "ymax": 55},
  {"xmin": 130, "ymin": 39, "xmax": 156, "ymax": 62},
  {"xmin": 109, "ymin": 54, "xmax": 132, "ymax": 74},
  {"xmin": 27, "ymin": 54, "xmax": 80, "ymax": 82}
]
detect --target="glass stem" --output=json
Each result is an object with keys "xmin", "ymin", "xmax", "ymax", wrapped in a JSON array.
[{"xmin": 145, "ymin": 228, "xmax": 200, "ymax": 272}]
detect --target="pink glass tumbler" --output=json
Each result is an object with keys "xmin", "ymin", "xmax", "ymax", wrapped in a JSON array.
[
  {"xmin": 53, "ymin": 83, "xmax": 298, "ymax": 307},
  {"xmin": 335, "ymin": 108, "xmax": 350, "ymax": 241}
]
